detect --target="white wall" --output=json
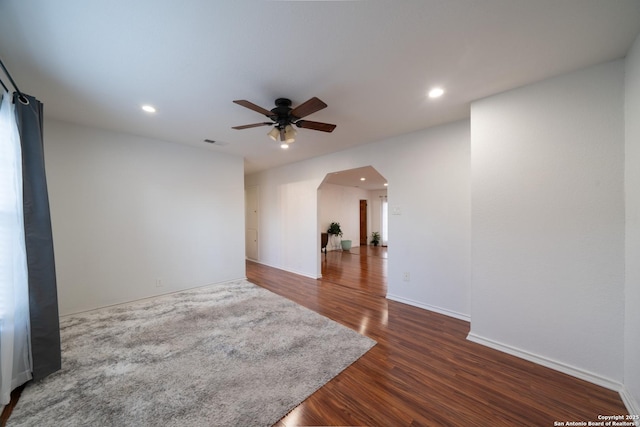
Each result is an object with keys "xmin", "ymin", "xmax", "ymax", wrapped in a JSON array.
[
  {"xmin": 319, "ymin": 183, "xmax": 368, "ymax": 250},
  {"xmin": 469, "ymin": 60, "xmax": 625, "ymax": 389},
  {"xmin": 368, "ymin": 189, "xmax": 387, "ymax": 245},
  {"xmin": 245, "ymin": 167, "xmax": 322, "ymax": 278},
  {"xmin": 624, "ymin": 33, "xmax": 640, "ymax": 414},
  {"xmin": 246, "ymin": 120, "xmax": 471, "ymax": 319},
  {"xmin": 45, "ymin": 120, "xmax": 246, "ymax": 315}
]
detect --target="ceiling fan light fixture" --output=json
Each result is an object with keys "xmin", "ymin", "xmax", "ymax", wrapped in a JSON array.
[
  {"xmin": 267, "ymin": 127, "xmax": 280, "ymax": 141},
  {"xmin": 280, "ymin": 143, "xmax": 289, "ymax": 149},
  {"xmin": 284, "ymin": 125, "xmax": 296, "ymax": 143}
]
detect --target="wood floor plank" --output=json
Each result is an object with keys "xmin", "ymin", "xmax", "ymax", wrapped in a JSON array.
[{"xmin": 247, "ymin": 248, "xmax": 628, "ymax": 427}]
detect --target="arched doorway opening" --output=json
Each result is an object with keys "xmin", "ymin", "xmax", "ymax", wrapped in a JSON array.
[{"xmin": 317, "ymin": 166, "xmax": 388, "ymax": 296}]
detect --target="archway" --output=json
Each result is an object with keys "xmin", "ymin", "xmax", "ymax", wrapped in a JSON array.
[{"xmin": 317, "ymin": 166, "xmax": 388, "ymax": 296}]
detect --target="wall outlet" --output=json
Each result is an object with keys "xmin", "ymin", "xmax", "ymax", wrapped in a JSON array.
[
  {"xmin": 155, "ymin": 278, "xmax": 163, "ymax": 288},
  {"xmin": 403, "ymin": 272, "xmax": 410, "ymax": 282}
]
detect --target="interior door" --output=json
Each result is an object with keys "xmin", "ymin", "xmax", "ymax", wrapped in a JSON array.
[
  {"xmin": 360, "ymin": 199, "xmax": 367, "ymax": 246},
  {"xmin": 245, "ymin": 186, "xmax": 259, "ymax": 260}
]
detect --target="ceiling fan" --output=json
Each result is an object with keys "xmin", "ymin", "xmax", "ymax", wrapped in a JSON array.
[{"xmin": 232, "ymin": 97, "xmax": 336, "ymax": 145}]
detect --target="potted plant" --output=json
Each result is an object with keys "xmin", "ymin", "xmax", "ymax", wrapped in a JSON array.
[
  {"xmin": 327, "ymin": 222, "xmax": 343, "ymax": 237},
  {"xmin": 327, "ymin": 222, "xmax": 343, "ymax": 250},
  {"xmin": 370, "ymin": 231, "xmax": 380, "ymax": 246}
]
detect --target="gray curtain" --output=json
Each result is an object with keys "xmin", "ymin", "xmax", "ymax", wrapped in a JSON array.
[{"xmin": 13, "ymin": 92, "xmax": 61, "ymax": 381}]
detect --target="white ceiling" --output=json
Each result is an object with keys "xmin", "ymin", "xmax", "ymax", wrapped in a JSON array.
[
  {"xmin": 1, "ymin": 1, "xmax": 639, "ymax": 175},
  {"xmin": 321, "ymin": 166, "xmax": 388, "ymax": 191}
]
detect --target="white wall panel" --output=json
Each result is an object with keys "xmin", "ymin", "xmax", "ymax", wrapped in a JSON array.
[
  {"xmin": 624, "ymin": 33, "xmax": 640, "ymax": 414},
  {"xmin": 470, "ymin": 60, "xmax": 625, "ymax": 385},
  {"xmin": 45, "ymin": 120, "xmax": 245, "ymax": 315}
]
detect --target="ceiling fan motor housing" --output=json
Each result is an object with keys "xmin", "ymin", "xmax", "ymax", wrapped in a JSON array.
[{"xmin": 271, "ymin": 98, "xmax": 293, "ymax": 128}]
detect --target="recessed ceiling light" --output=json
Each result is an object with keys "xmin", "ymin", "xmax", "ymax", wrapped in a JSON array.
[
  {"xmin": 428, "ymin": 87, "xmax": 444, "ymax": 99},
  {"xmin": 360, "ymin": 177, "xmax": 366, "ymax": 181},
  {"xmin": 141, "ymin": 105, "xmax": 156, "ymax": 113},
  {"xmin": 384, "ymin": 183, "xmax": 388, "ymax": 186}
]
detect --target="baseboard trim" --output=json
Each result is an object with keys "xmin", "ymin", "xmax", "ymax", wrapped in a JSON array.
[
  {"xmin": 386, "ymin": 294, "xmax": 470, "ymax": 322},
  {"xmin": 61, "ymin": 277, "xmax": 248, "ymax": 317},
  {"xmin": 248, "ymin": 259, "xmax": 319, "ymax": 280},
  {"xmin": 620, "ymin": 386, "xmax": 640, "ymax": 418},
  {"xmin": 466, "ymin": 332, "xmax": 623, "ymax": 392}
]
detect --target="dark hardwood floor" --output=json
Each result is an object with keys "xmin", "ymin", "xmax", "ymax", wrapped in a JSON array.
[
  {"xmin": 2, "ymin": 246, "xmax": 627, "ymax": 426},
  {"xmin": 0, "ymin": 386, "xmax": 23, "ymax": 427},
  {"xmin": 321, "ymin": 245, "xmax": 387, "ymax": 297},
  {"xmin": 248, "ymin": 246, "xmax": 628, "ymax": 427}
]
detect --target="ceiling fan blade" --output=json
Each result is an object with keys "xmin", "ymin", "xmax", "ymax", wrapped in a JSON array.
[
  {"xmin": 233, "ymin": 100, "xmax": 274, "ymax": 117},
  {"xmin": 296, "ymin": 120, "xmax": 336, "ymax": 133},
  {"xmin": 232, "ymin": 122, "xmax": 272, "ymax": 130},
  {"xmin": 290, "ymin": 97, "xmax": 327, "ymax": 119}
]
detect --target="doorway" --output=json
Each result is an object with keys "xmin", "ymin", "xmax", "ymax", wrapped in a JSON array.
[
  {"xmin": 359, "ymin": 200, "xmax": 367, "ymax": 246},
  {"xmin": 317, "ymin": 166, "xmax": 388, "ymax": 296}
]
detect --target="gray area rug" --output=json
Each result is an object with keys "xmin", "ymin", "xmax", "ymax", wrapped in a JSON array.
[{"xmin": 8, "ymin": 279, "xmax": 375, "ymax": 426}]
